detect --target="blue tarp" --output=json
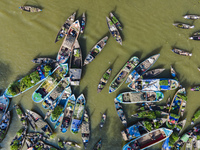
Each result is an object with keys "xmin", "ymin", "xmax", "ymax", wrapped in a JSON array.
[{"xmin": 162, "ymin": 138, "xmax": 171, "ymax": 149}]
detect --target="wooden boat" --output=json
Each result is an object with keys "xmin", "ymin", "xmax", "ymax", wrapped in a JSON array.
[
  {"xmin": 191, "ymin": 108, "xmax": 200, "ymax": 125},
  {"xmin": 137, "ymin": 104, "xmax": 168, "ymax": 112},
  {"xmin": 0, "ymin": 95, "xmax": 9, "ymax": 117},
  {"xmin": 42, "ymin": 77, "xmax": 70, "ymax": 109},
  {"xmin": 64, "ymin": 140, "xmax": 81, "ymax": 149},
  {"xmin": 114, "ymin": 99, "xmax": 127, "ymax": 126},
  {"xmin": 25, "ymin": 112, "xmax": 36, "ymax": 131},
  {"xmin": 115, "ymin": 91, "xmax": 164, "ymax": 104},
  {"xmin": 106, "ymin": 17, "xmax": 122, "ymax": 45},
  {"xmin": 126, "ymin": 54, "xmax": 160, "ymax": 83},
  {"xmin": 132, "ymin": 110, "xmax": 169, "ymax": 119},
  {"xmin": 55, "ymin": 12, "xmax": 76, "ymax": 43},
  {"xmin": 173, "ymin": 23, "xmax": 194, "ymax": 29},
  {"xmin": 32, "ymin": 58, "xmax": 57, "ymax": 64},
  {"xmin": 71, "ymin": 94, "xmax": 86, "ymax": 134},
  {"xmin": 14, "ymin": 104, "xmax": 27, "ymax": 126},
  {"xmin": 83, "ymin": 36, "xmax": 108, "ymax": 66},
  {"xmin": 19, "ymin": 6, "xmax": 42, "ymax": 12},
  {"xmin": 122, "ymin": 128, "xmax": 173, "ymax": 150},
  {"xmin": 171, "ymin": 48, "xmax": 192, "ymax": 56},
  {"xmin": 109, "ymin": 12, "xmax": 122, "ymax": 30},
  {"xmin": 142, "ymin": 68, "xmax": 165, "ymax": 79},
  {"xmin": 80, "ymin": 12, "xmax": 86, "ymax": 33},
  {"xmin": 54, "ymin": 112, "xmax": 64, "ymax": 129},
  {"xmin": 186, "ymin": 137, "xmax": 193, "ymax": 150},
  {"xmin": 97, "ymin": 68, "xmax": 112, "ymax": 93},
  {"xmin": 99, "ymin": 113, "xmax": 106, "ymax": 130},
  {"xmin": 171, "ymin": 65, "xmax": 176, "ymax": 78},
  {"xmin": 47, "ymin": 86, "xmax": 71, "ymax": 121},
  {"xmin": 109, "ymin": 56, "xmax": 140, "ymax": 93},
  {"xmin": 4, "ymin": 64, "xmax": 53, "ymax": 98},
  {"xmin": 26, "ymin": 110, "xmax": 52, "ymax": 137},
  {"xmin": 81, "ymin": 110, "xmax": 90, "ymax": 149},
  {"xmin": 166, "ymin": 88, "xmax": 187, "ymax": 128},
  {"xmin": 93, "ymin": 139, "xmax": 102, "ymax": 150},
  {"xmin": 183, "ymin": 15, "xmax": 200, "ymax": 19},
  {"xmin": 60, "ymin": 94, "xmax": 76, "ymax": 133},
  {"xmin": 0, "ymin": 111, "xmax": 10, "ymax": 142},
  {"xmin": 32, "ymin": 63, "xmax": 68, "ymax": 103},
  {"xmin": 191, "ymin": 86, "xmax": 200, "ymax": 91},
  {"xmin": 177, "ymin": 119, "xmax": 187, "ymax": 135},
  {"xmin": 189, "ymin": 35, "xmax": 200, "ymax": 40},
  {"xmin": 69, "ymin": 40, "xmax": 82, "ymax": 86},
  {"xmin": 141, "ymin": 118, "xmax": 167, "ymax": 131},
  {"xmin": 10, "ymin": 126, "xmax": 27, "ymax": 150},
  {"xmin": 175, "ymin": 130, "xmax": 193, "ymax": 149},
  {"xmin": 56, "ymin": 20, "xmax": 80, "ymax": 64}
]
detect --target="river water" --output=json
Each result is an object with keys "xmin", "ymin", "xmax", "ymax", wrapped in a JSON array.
[{"xmin": 1, "ymin": 0, "xmax": 200, "ymax": 149}]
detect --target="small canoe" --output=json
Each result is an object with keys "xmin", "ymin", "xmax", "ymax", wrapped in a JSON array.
[
  {"xmin": 32, "ymin": 58, "xmax": 57, "ymax": 64},
  {"xmin": 32, "ymin": 63, "xmax": 68, "ymax": 103},
  {"xmin": 109, "ymin": 56, "xmax": 140, "ymax": 93},
  {"xmin": 171, "ymin": 48, "xmax": 192, "ymax": 56},
  {"xmin": 126, "ymin": 54, "xmax": 160, "ymax": 83},
  {"xmin": 19, "ymin": 6, "xmax": 42, "ymax": 12},
  {"xmin": 106, "ymin": 17, "xmax": 122, "ymax": 45},
  {"xmin": 83, "ymin": 36, "xmax": 108, "ymax": 66},
  {"xmin": 114, "ymin": 99, "xmax": 127, "ymax": 126},
  {"xmin": 109, "ymin": 12, "xmax": 122, "ymax": 30},
  {"xmin": 55, "ymin": 12, "xmax": 76, "ymax": 43},
  {"xmin": 64, "ymin": 141, "xmax": 81, "ymax": 149},
  {"xmin": 183, "ymin": 15, "xmax": 200, "ymax": 20},
  {"xmin": 42, "ymin": 77, "xmax": 70, "ymax": 109},
  {"xmin": 54, "ymin": 112, "xmax": 64, "ymax": 129},
  {"xmin": 80, "ymin": 12, "xmax": 86, "ymax": 33},
  {"xmin": 99, "ymin": 113, "xmax": 106, "ymax": 130},
  {"xmin": 97, "ymin": 68, "xmax": 112, "ymax": 93},
  {"xmin": 0, "ymin": 111, "xmax": 10, "ymax": 142},
  {"xmin": 4, "ymin": 64, "xmax": 53, "ymax": 98},
  {"xmin": 93, "ymin": 139, "xmax": 102, "ymax": 150},
  {"xmin": 115, "ymin": 91, "xmax": 164, "ymax": 104},
  {"xmin": 14, "ymin": 104, "xmax": 27, "ymax": 126},
  {"xmin": 128, "ymin": 78, "xmax": 179, "ymax": 91},
  {"xmin": 191, "ymin": 86, "xmax": 200, "ymax": 91},
  {"xmin": 71, "ymin": 94, "xmax": 86, "ymax": 134},
  {"xmin": 81, "ymin": 110, "xmax": 90, "ymax": 149},
  {"xmin": 189, "ymin": 33, "xmax": 200, "ymax": 40},
  {"xmin": 142, "ymin": 68, "xmax": 165, "ymax": 79},
  {"xmin": 25, "ymin": 112, "xmax": 36, "ymax": 131},
  {"xmin": 122, "ymin": 128, "xmax": 173, "ymax": 150},
  {"xmin": 171, "ymin": 65, "xmax": 177, "ymax": 78},
  {"xmin": 69, "ymin": 40, "xmax": 82, "ymax": 86},
  {"xmin": 173, "ymin": 23, "xmax": 194, "ymax": 29},
  {"xmin": 56, "ymin": 20, "xmax": 80, "ymax": 64},
  {"xmin": 60, "ymin": 94, "xmax": 76, "ymax": 133}
]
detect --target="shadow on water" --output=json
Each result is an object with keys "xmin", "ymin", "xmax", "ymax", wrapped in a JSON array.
[
  {"xmin": 142, "ymin": 46, "xmax": 163, "ymax": 60},
  {"xmin": 0, "ymin": 61, "xmax": 12, "ymax": 90},
  {"xmin": 24, "ymin": 1, "xmax": 44, "ymax": 9},
  {"xmin": 132, "ymin": 51, "xmax": 143, "ymax": 59},
  {"xmin": 33, "ymin": 53, "xmax": 57, "ymax": 60}
]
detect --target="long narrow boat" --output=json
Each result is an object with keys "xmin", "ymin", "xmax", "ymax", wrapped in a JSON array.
[
  {"xmin": 46, "ymin": 86, "xmax": 71, "ymax": 121},
  {"xmin": 183, "ymin": 15, "xmax": 200, "ymax": 19},
  {"xmin": 131, "ymin": 110, "xmax": 169, "ymax": 119},
  {"xmin": 171, "ymin": 48, "xmax": 192, "ymax": 56},
  {"xmin": 99, "ymin": 113, "xmax": 106, "ymax": 130},
  {"xmin": 123, "ymin": 128, "xmax": 173, "ymax": 150},
  {"xmin": 14, "ymin": 104, "xmax": 27, "ymax": 126},
  {"xmin": 55, "ymin": 12, "xmax": 76, "ymax": 43},
  {"xmin": 173, "ymin": 23, "xmax": 194, "ymax": 29},
  {"xmin": 189, "ymin": 32, "xmax": 200, "ymax": 40},
  {"xmin": 175, "ymin": 130, "xmax": 193, "ymax": 149},
  {"xmin": 26, "ymin": 110, "xmax": 52, "ymax": 137},
  {"xmin": 4, "ymin": 64, "xmax": 53, "ymax": 98},
  {"xmin": 81, "ymin": 110, "xmax": 90, "ymax": 149},
  {"xmin": 109, "ymin": 12, "xmax": 122, "ymax": 30},
  {"xmin": 32, "ymin": 63, "xmax": 68, "ymax": 103},
  {"xmin": 69, "ymin": 40, "xmax": 82, "ymax": 86},
  {"xmin": 115, "ymin": 91, "xmax": 164, "ymax": 104},
  {"xmin": 128, "ymin": 78, "xmax": 179, "ymax": 91},
  {"xmin": 106, "ymin": 17, "xmax": 122, "ymax": 45},
  {"xmin": 19, "ymin": 6, "xmax": 42, "ymax": 12},
  {"xmin": 60, "ymin": 94, "xmax": 76, "ymax": 133},
  {"xmin": 54, "ymin": 112, "xmax": 64, "ymax": 129},
  {"xmin": 64, "ymin": 140, "xmax": 81, "ymax": 149},
  {"xmin": 126, "ymin": 54, "xmax": 160, "ymax": 83},
  {"xmin": 114, "ymin": 99, "xmax": 127, "ymax": 126},
  {"xmin": 42, "ymin": 77, "xmax": 70, "ymax": 109},
  {"xmin": 56, "ymin": 20, "xmax": 80, "ymax": 64},
  {"xmin": 71, "ymin": 94, "xmax": 86, "ymax": 134},
  {"xmin": 142, "ymin": 68, "xmax": 165, "ymax": 79},
  {"xmin": 191, "ymin": 86, "xmax": 200, "ymax": 91},
  {"xmin": 97, "ymin": 68, "xmax": 112, "ymax": 93},
  {"xmin": 25, "ymin": 112, "xmax": 36, "ymax": 131},
  {"xmin": 83, "ymin": 36, "xmax": 108, "ymax": 66},
  {"xmin": 80, "ymin": 12, "xmax": 86, "ymax": 33},
  {"xmin": 32, "ymin": 58, "xmax": 57, "ymax": 64},
  {"xmin": 109, "ymin": 56, "xmax": 140, "ymax": 93},
  {"xmin": 0, "ymin": 95, "xmax": 9, "ymax": 116},
  {"xmin": 191, "ymin": 108, "xmax": 200, "ymax": 125},
  {"xmin": 93, "ymin": 139, "xmax": 102, "ymax": 150},
  {"xmin": 0, "ymin": 111, "xmax": 10, "ymax": 142}
]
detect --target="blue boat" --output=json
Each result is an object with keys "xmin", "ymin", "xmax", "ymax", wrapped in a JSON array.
[
  {"xmin": 32, "ymin": 63, "xmax": 68, "ymax": 103},
  {"xmin": 122, "ymin": 128, "xmax": 173, "ymax": 150},
  {"xmin": 71, "ymin": 94, "xmax": 86, "ymax": 134}
]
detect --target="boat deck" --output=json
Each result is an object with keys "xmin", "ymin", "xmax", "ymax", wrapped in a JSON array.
[{"xmin": 122, "ymin": 92, "xmax": 157, "ymax": 102}]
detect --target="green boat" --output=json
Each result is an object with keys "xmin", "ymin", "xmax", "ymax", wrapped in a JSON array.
[
  {"xmin": 109, "ymin": 56, "xmax": 139, "ymax": 93},
  {"xmin": 110, "ymin": 12, "xmax": 122, "ymax": 30},
  {"xmin": 191, "ymin": 108, "xmax": 200, "ymax": 125}
]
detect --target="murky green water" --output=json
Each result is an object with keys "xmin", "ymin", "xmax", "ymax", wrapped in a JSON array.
[{"xmin": 1, "ymin": 0, "xmax": 200, "ymax": 149}]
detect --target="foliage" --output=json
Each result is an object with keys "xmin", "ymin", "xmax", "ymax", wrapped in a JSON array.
[
  {"xmin": 137, "ymin": 111, "xmax": 161, "ymax": 119},
  {"xmin": 154, "ymin": 121, "xmax": 161, "ymax": 129},
  {"xmin": 143, "ymin": 121, "xmax": 152, "ymax": 131},
  {"xmin": 176, "ymin": 124, "xmax": 182, "ymax": 130},
  {"xmin": 52, "ymin": 106, "xmax": 63, "ymax": 120},
  {"xmin": 169, "ymin": 132, "xmax": 179, "ymax": 147},
  {"xmin": 16, "ymin": 108, "xmax": 22, "ymax": 115},
  {"xmin": 192, "ymin": 109, "xmax": 200, "ymax": 121},
  {"xmin": 177, "ymin": 93, "xmax": 187, "ymax": 101},
  {"xmin": 197, "ymin": 135, "xmax": 200, "ymax": 140},
  {"xmin": 16, "ymin": 128, "xmax": 23, "ymax": 136},
  {"xmin": 58, "ymin": 141, "xmax": 64, "ymax": 148},
  {"xmin": 170, "ymin": 113, "xmax": 180, "ymax": 119},
  {"xmin": 103, "ymin": 72, "xmax": 110, "ymax": 80},
  {"xmin": 30, "ymin": 71, "xmax": 40, "ymax": 83},
  {"xmin": 20, "ymin": 75, "xmax": 34, "ymax": 92},
  {"xmin": 44, "ymin": 65, "xmax": 52, "ymax": 77},
  {"xmin": 10, "ymin": 144, "xmax": 19, "ymax": 150},
  {"xmin": 159, "ymin": 80, "xmax": 168, "ymax": 85},
  {"xmin": 49, "ymin": 133, "xmax": 55, "ymax": 139},
  {"xmin": 140, "ymin": 107, "xmax": 145, "ymax": 111},
  {"xmin": 8, "ymin": 81, "xmax": 20, "ymax": 96}
]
